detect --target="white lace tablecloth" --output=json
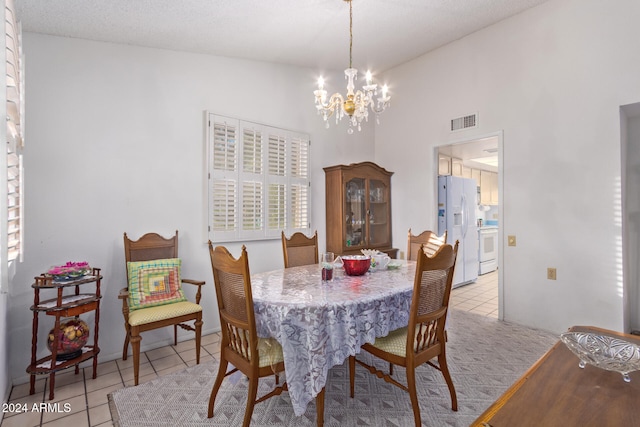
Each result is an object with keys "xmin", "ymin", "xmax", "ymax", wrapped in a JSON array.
[{"xmin": 251, "ymin": 260, "xmax": 416, "ymax": 416}]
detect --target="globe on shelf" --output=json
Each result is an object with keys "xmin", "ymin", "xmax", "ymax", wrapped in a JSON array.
[{"xmin": 47, "ymin": 318, "xmax": 89, "ymax": 361}]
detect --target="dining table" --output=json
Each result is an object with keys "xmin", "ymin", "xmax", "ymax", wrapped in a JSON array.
[{"xmin": 250, "ymin": 259, "xmax": 416, "ymax": 417}]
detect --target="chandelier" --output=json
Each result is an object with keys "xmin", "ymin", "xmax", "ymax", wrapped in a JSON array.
[{"xmin": 313, "ymin": 0, "xmax": 391, "ymax": 133}]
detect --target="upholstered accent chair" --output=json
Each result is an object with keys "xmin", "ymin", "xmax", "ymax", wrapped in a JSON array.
[
  {"xmin": 349, "ymin": 241, "xmax": 460, "ymax": 427},
  {"xmin": 281, "ymin": 230, "xmax": 319, "ymax": 268},
  {"xmin": 208, "ymin": 243, "xmax": 325, "ymax": 426},
  {"xmin": 119, "ymin": 231, "xmax": 204, "ymax": 385},
  {"xmin": 407, "ymin": 228, "xmax": 448, "ymax": 260}
]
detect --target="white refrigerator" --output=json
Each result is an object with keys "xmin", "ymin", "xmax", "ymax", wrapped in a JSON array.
[{"xmin": 437, "ymin": 175, "xmax": 479, "ymax": 288}]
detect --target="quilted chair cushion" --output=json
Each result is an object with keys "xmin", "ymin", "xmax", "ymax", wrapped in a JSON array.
[
  {"xmin": 127, "ymin": 258, "xmax": 187, "ymax": 310},
  {"xmin": 371, "ymin": 327, "xmax": 410, "ymax": 357},
  {"xmin": 128, "ymin": 301, "xmax": 202, "ymax": 326},
  {"xmin": 234, "ymin": 334, "xmax": 285, "ymax": 368},
  {"xmin": 371, "ymin": 326, "xmax": 441, "ymax": 358},
  {"xmin": 257, "ymin": 337, "xmax": 284, "ymax": 368}
]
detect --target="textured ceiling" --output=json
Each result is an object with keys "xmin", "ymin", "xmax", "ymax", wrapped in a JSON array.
[{"xmin": 17, "ymin": 0, "xmax": 548, "ymax": 72}]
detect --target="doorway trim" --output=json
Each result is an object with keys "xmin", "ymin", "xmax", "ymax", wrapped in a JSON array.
[
  {"xmin": 434, "ymin": 130, "xmax": 504, "ymax": 320},
  {"xmin": 621, "ymin": 102, "xmax": 640, "ymax": 333}
]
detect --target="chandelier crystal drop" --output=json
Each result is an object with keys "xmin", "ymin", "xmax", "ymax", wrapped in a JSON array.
[{"xmin": 313, "ymin": 0, "xmax": 390, "ymax": 133}]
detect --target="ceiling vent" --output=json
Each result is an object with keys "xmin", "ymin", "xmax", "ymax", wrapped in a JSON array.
[{"xmin": 450, "ymin": 113, "xmax": 478, "ymax": 132}]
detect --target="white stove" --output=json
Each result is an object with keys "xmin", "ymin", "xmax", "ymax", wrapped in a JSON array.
[{"xmin": 478, "ymin": 226, "xmax": 498, "ymax": 275}]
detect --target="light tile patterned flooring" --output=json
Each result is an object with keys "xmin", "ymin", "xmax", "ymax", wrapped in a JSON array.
[
  {"xmin": 2, "ymin": 270, "xmax": 498, "ymax": 427},
  {"xmin": 450, "ymin": 269, "xmax": 499, "ymax": 318}
]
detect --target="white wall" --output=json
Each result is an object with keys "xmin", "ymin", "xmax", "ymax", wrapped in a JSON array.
[
  {"xmin": 7, "ymin": 33, "xmax": 375, "ymax": 384},
  {"xmin": 376, "ymin": 0, "xmax": 640, "ymax": 333}
]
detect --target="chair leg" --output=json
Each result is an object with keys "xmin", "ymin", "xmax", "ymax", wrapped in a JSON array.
[
  {"xmin": 195, "ymin": 317, "xmax": 203, "ymax": 365},
  {"xmin": 131, "ymin": 328, "xmax": 142, "ymax": 386},
  {"xmin": 207, "ymin": 357, "xmax": 228, "ymax": 418},
  {"xmin": 122, "ymin": 330, "xmax": 130, "ymax": 361},
  {"xmin": 438, "ymin": 352, "xmax": 458, "ymax": 411},
  {"xmin": 406, "ymin": 364, "xmax": 422, "ymax": 427},
  {"xmin": 174, "ymin": 324, "xmax": 178, "ymax": 346},
  {"xmin": 348, "ymin": 356, "xmax": 356, "ymax": 398},
  {"xmin": 242, "ymin": 376, "xmax": 259, "ymax": 427},
  {"xmin": 316, "ymin": 387, "xmax": 325, "ymax": 427}
]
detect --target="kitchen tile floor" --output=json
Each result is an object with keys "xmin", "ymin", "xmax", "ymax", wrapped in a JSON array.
[
  {"xmin": 450, "ymin": 269, "xmax": 499, "ymax": 318},
  {"xmin": 2, "ymin": 270, "xmax": 498, "ymax": 427}
]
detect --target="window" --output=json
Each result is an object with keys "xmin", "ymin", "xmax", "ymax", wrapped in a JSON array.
[
  {"xmin": 2, "ymin": 0, "xmax": 24, "ymax": 292},
  {"xmin": 207, "ymin": 113, "xmax": 311, "ymax": 242},
  {"xmin": 6, "ymin": 147, "xmax": 22, "ymax": 262}
]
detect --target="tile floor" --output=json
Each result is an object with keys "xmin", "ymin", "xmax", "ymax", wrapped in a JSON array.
[
  {"xmin": 2, "ymin": 270, "xmax": 498, "ymax": 427},
  {"xmin": 450, "ymin": 269, "xmax": 499, "ymax": 318}
]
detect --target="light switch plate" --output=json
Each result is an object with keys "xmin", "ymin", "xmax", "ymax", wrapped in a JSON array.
[{"xmin": 508, "ymin": 235, "xmax": 516, "ymax": 246}]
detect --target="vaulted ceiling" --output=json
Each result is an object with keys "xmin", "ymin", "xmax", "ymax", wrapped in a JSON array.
[{"xmin": 17, "ymin": 0, "xmax": 549, "ymax": 72}]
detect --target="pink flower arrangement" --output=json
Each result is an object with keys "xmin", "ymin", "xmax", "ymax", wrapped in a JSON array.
[{"xmin": 47, "ymin": 261, "xmax": 91, "ymax": 278}]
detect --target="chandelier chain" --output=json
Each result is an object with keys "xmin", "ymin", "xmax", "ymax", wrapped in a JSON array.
[{"xmin": 349, "ymin": 0, "xmax": 353, "ymax": 69}]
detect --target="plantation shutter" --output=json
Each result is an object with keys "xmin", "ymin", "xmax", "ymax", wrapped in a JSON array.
[
  {"xmin": 266, "ymin": 133, "xmax": 287, "ymax": 236},
  {"xmin": 289, "ymin": 136, "xmax": 309, "ymax": 230},
  {"xmin": 3, "ymin": 0, "xmax": 24, "ymax": 282},
  {"xmin": 241, "ymin": 180, "xmax": 263, "ymax": 232},
  {"xmin": 6, "ymin": 149, "xmax": 21, "ymax": 261},
  {"xmin": 210, "ymin": 116, "xmax": 238, "ymax": 241},
  {"xmin": 239, "ymin": 125, "xmax": 264, "ymax": 238},
  {"xmin": 268, "ymin": 183, "xmax": 286, "ymax": 232},
  {"xmin": 207, "ymin": 112, "xmax": 311, "ymax": 242}
]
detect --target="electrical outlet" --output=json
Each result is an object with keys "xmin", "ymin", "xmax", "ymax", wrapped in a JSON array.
[
  {"xmin": 399, "ymin": 251, "xmax": 405, "ymax": 260},
  {"xmin": 508, "ymin": 235, "xmax": 516, "ymax": 246},
  {"xmin": 547, "ymin": 268, "xmax": 557, "ymax": 280}
]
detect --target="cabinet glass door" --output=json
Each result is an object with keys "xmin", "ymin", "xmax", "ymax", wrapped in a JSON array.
[
  {"xmin": 368, "ymin": 179, "xmax": 389, "ymax": 246},
  {"xmin": 345, "ymin": 178, "xmax": 366, "ymax": 248}
]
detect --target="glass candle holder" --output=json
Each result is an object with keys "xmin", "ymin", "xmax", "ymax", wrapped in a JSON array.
[{"xmin": 321, "ymin": 252, "xmax": 334, "ymax": 281}]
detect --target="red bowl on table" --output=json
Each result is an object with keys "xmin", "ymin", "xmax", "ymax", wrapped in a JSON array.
[{"xmin": 341, "ymin": 255, "xmax": 371, "ymax": 276}]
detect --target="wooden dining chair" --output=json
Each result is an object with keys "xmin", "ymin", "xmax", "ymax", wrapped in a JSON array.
[
  {"xmin": 119, "ymin": 231, "xmax": 205, "ymax": 385},
  {"xmin": 349, "ymin": 241, "xmax": 460, "ymax": 427},
  {"xmin": 407, "ymin": 228, "xmax": 448, "ymax": 260},
  {"xmin": 281, "ymin": 230, "xmax": 319, "ymax": 268},
  {"xmin": 208, "ymin": 243, "xmax": 325, "ymax": 427}
]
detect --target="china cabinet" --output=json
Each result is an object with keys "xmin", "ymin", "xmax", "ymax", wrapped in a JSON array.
[
  {"xmin": 324, "ymin": 162, "xmax": 398, "ymax": 258},
  {"xmin": 26, "ymin": 268, "xmax": 102, "ymax": 400}
]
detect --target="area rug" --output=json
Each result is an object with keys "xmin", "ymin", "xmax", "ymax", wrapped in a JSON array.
[{"xmin": 109, "ymin": 310, "xmax": 559, "ymax": 426}]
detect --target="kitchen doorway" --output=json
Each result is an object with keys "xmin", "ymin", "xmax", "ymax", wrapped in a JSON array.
[{"xmin": 435, "ymin": 131, "xmax": 504, "ymax": 320}]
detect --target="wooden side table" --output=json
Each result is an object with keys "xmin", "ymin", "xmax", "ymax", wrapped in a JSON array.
[
  {"xmin": 26, "ymin": 268, "xmax": 102, "ymax": 400},
  {"xmin": 472, "ymin": 325, "xmax": 640, "ymax": 426}
]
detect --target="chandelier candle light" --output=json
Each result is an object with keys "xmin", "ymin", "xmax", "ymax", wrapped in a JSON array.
[{"xmin": 314, "ymin": 0, "xmax": 391, "ymax": 133}]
